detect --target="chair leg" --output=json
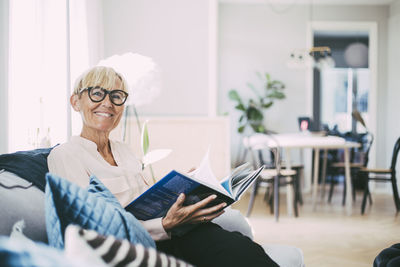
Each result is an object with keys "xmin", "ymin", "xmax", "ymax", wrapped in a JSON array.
[
  {"xmin": 328, "ymin": 174, "xmax": 335, "ymax": 203},
  {"xmin": 390, "ymin": 174, "xmax": 400, "ymax": 212},
  {"xmin": 263, "ymin": 186, "xmax": 270, "ymax": 203},
  {"xmin": 268, "ymin": 188, "xmax": 274, "ymax": 215},
  {"xmin": 294, "ymin": 172, "xmax": 303, "ymax": 206},
  {"xmin": 293, "ymin": 178, "xmax": 299, "ymax": 217},
  {"xmin": 297, "ymin": 169, "xmax": 304, "ymax": 206},
  {"xmin": 273, "ymin": 175, "xmax": 280, "ymax": 222},
  {"xmin": 342, "ymin": 177, "xmax": 346, "ymax": 206},
  {"xmin": 361, "ymin": 176, "xmax": 370, "ymax": 215},
  {"xmin": 246, "ymin": 181, "xmax": 259, "ymax": 217}
]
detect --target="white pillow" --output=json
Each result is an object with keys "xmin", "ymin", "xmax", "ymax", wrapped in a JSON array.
[
  {"xmin": 212, "ymin": 207, "xmax": 254, "ymax": 239},
  {"xmin": 64, "ymin": 225, "xmax": 193, "ymax": 267}
]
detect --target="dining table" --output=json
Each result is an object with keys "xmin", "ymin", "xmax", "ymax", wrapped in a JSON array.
[{"xmin": 246, "ymin": 132, "xmax": 360, "ymax": 220}]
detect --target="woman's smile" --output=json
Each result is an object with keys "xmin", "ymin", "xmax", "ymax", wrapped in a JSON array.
[{"xmin": 94, "ymin": 111, "xmax": 114, "ymax": 118}]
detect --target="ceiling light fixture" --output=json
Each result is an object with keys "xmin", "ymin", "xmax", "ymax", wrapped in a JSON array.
[{"xmin": 287, "ymin": 0, "xmax": 335, "ymax": 70}]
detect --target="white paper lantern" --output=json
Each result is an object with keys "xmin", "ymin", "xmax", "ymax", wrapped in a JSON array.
[
  {"xmin": 344, "ymin": 42, "xmax": 368, "ymax": 68},
  {"xmin": 97, "ymin": 53, "xmax": 161, "ymax": 107}
]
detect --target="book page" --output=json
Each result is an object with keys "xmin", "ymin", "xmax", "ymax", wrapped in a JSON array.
[
  {"xmin": 188, "ymin": 149, "xmax": 228, "ymax": 194},
  {"xmin": 220, "ymin": 163, "xmax": 251, "ymax": 195},
  {"xmin": 231, "ymin": 165, "xmax": 264, "ymax": 199}
]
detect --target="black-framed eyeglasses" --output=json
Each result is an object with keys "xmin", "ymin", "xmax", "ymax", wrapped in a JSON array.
[{"xmin": 79, "ymin": 86, "xmax": 129, "ymax": 106}]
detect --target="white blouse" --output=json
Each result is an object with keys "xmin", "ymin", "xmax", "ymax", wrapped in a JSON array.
[{"xmin": 47, "ymin": 136, "xmax": 169, "ymax": 241}]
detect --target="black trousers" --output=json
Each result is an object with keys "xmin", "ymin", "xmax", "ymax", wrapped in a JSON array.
[{"xmin": 156, "ymin": 222, "xmax": 278, "ymax": 267}]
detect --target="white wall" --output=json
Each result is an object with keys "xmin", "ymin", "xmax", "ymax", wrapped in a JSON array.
[
  {"xmin": 102, "ymin": 0, "xmax": 213, "ymax": 116},
  {"xmin": 219, "ymin": 3, "xmax": 309, "ymax": 163},
  {"xmin": 111, "ymin": 117, "xmax": 231, "ymax": 179},
  {"xmin": 0, "ymin": 0, "xmax": 8, "ymax": 154},
  {"xmin": 387, "ymin": 1, "xmax": 400, "ymax": 166},
  {"xmin": 219, "ymin": 3, "xmax": 390, "ymax": 165}
]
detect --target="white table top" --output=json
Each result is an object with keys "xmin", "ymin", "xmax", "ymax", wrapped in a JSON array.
[{"xmin": 245, "ymin": 132, "xmax": 360, "ymax": 150}]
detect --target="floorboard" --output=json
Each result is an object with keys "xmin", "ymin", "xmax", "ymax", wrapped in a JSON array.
[{"xmin": 232, "ymin": 185, "xmax": 400, "ymax": 267}]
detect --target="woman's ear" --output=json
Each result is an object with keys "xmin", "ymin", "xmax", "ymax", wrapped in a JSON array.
[{"xmin": 70, "ymin": 94, "xmax": 80, "ymax": 111}]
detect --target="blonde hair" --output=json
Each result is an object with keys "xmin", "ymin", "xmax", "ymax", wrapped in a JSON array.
[{"xmin": 73, "ymin": 66, "xmax": 128, "ymax": 95}]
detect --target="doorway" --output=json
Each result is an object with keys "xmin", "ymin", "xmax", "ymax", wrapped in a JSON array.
[
  {"xmin": 314, "ymin": 31, "xmax": 369, "ymax": 134},
  {"xmin": 307, "ymin": 21, "xmax": 378, "ymax": 167}
]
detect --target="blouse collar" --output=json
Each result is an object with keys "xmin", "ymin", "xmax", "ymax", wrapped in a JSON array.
[{"xmin": 70, "ymin": 136, "xmax": 100, "ymax": 151}]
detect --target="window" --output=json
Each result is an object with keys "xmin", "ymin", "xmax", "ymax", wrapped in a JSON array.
[
  {"xmin": 320, "ymin": 68, "xmax": 369, "ymax": 133},
  {"xmin": 8, "ymin": 0, "xmax": 91, "ymax": 152}
]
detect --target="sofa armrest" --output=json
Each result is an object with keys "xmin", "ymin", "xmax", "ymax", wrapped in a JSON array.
[{"xmin": 0, "ymin": 171, "xmax": 47, "ymax": 243}]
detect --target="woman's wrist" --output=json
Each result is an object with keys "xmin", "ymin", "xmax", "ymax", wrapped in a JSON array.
[{"xmin": 162, "ymin": 216, "xmax": 173, "ymax": 232}]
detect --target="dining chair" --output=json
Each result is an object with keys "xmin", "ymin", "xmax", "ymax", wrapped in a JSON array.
[
  {"xmin": 243, "ymin": 135, "xmax": 299, "ymax": 220},
  {"xmin": 326, "ymin": 132, "xmax": 374, "ymax": 205},
  {"xmin": 359, "ymin": 136, "xmax": 400, "ymax": 214}
]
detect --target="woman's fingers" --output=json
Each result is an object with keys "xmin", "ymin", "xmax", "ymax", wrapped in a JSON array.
[
  {"xmin": 163, "ymin": 193, "xmax": 228, "ymax": 230},
  {"xmin": 193, "ymin": 202, "xmax": 227, "ymax": 217},
  {"xmin": 187, "ymin": 194, "xmax": 217, "ymax": 212},
  {"xmin": 172, "ymin": 193, "xmax": 186, "ymax": 208},
  {"xmin": 208, "ymin": 209, "xmax": 225, "ymax": 220},
  {"xmin": 195, "ymin": 209, "xmax": 225, "ymax": 223}
]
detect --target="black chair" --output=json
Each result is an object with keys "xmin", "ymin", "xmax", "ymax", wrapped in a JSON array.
[
  {"xmin": 360, "ymin": 136, "xmax": 400, "ymax": 214},
  {"xmin": 327, "ymin": 132, "xmax": 374, "ymax": 205}
]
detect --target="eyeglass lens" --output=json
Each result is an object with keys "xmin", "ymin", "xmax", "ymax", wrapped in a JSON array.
[{"xmin": 89, "ymin": 87, "xmax": 127, "ymax": 105}]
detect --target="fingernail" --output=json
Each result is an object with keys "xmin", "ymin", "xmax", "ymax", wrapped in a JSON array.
[
  {"xmin": 211, "ymin": 194, "xmax": 217, "ymax": 199},
  {"xmin": 222, "ymin": 203, "xmax": 227, "ymax": 207}
]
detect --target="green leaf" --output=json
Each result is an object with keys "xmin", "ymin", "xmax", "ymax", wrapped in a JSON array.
[
  {"xmin": 257, "ymin": 125, "xmax": 266, "ymax": 133},
  {"xmin": 239, "ymin": 115, "xmax": 244, "ymax": 122},
  {"xmin": 270, "ymin": 81, "xmax": 285, "ymax": 90},
  {"xmin": 141, "ymin": 121, "xmax": 150, "ymax": 155},
  {"xmin": 268, "ymin": 91, "xmax": 286, "ymax": 99},
  {"xmin": 247, "ymin": 106, "xmax": 263, "ymax": 121},
  {"xmin": 235, "ymin": 103, "xmax": 246, "ymax": 111},
  {"xmin": 265, "ymin": 73, "xmax": 271, "ymax": 82},
  {"xmin": 228, "ymin": 90, "xmax": 241, "ymax": 102},
  {"xmin": 262, "ymin": 101, "xmax": 273, "ymax": 108},
  {"xmin": 238, "ymin": 125, "xmax": 246, "ymax": 133}
]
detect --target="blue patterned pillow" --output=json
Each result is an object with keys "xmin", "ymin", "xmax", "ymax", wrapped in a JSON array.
[{"xmin": 45, "ymin": 173, "xmax": 155, "ymax": 250}]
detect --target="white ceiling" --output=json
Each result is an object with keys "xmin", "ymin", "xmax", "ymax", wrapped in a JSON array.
[{"xmin": 219, "ymin": 0, "xmax": 396, "ymax": 5}]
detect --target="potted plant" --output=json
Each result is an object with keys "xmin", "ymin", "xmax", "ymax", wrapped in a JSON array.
[{"xmin": 228, "ymin": 72, "xmax": 286, "ymax": 134}]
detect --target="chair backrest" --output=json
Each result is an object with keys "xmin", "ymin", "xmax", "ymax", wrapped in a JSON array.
[
  {"xmin": 390, "ymin": 136, "xmax": 400, "ymax": 172},
  {"xmin": 243, "ymin": 134, "xmax": 281, "ymax": 172},
  {"xmin": 360, "ymin": 132, "xmax": 374, "ymax": 167},
  {"xmin": 343, "ymin": 132, "xmax": 374, "ymax": 167}
]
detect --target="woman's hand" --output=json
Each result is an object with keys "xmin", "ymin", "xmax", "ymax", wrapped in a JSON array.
[{"xmin": 161, "ymin": 193, "xmax": 227, "ymax": 232}]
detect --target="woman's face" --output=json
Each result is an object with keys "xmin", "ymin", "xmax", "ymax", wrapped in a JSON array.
[{"xmin": 71, "ymin": 78, "xmax": 126, "ymax": 135}]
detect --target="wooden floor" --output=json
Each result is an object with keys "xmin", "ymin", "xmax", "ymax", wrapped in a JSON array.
[{"xmin": 232, "ymin": 185, "xmax": 400, "ymax": 267}]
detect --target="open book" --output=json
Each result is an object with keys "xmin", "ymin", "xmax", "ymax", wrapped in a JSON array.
[{"xmin": 125, "ymin": 151, "xmax": 264, "ymax": 221}]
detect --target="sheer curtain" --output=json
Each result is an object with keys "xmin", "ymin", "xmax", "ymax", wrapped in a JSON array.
[{"xmin": 8, "ymin": 0, "xmax": 102, "ymax": 152}]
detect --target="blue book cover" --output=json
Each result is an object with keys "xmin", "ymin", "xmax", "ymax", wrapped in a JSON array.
[
  {"xmin": 125, "ymin": 170, "xmax": 234, "ymax": 220},
  {"xmin": 125, "ymin": 164, "xmax": 264, "ymax": 221}
]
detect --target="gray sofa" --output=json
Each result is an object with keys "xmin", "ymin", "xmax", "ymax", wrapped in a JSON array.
[
  {"xmin": 0, "ymin": 168, "xmax": 305, "ymax": 267},
  {"xmin": 0, "ymin": 171, "xmax": 47, "ymax": 243}
]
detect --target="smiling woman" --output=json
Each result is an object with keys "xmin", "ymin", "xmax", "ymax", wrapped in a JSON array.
[
  {"xmin": 47, "ymin": 65, "xmax": 279, "ymax": 267},
  {"xmin": 69, "ymin": 67, "xmax": 129, "ymax": 166}
]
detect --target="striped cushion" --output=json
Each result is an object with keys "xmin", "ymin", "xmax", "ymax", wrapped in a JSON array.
[{"xmin": 65, "ymin": 225, "xmax": 193, "ymax": 267}]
